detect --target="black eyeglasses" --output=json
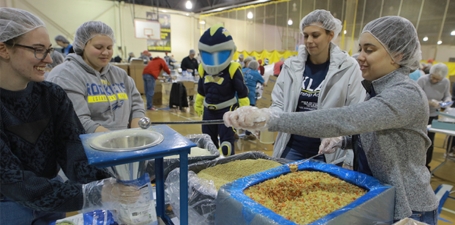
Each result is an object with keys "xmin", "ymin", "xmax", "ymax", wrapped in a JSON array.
[{"xmin": 10, "ymin": 43, "xmax": 54, "ymax": 60}]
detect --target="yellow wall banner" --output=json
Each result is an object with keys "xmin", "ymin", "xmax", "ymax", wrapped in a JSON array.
[{"xmin": 147, "ymin": 13, "xmax": 171, "ymax": 52}]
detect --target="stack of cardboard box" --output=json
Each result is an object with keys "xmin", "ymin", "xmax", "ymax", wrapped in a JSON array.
[
  {"xmin": 129, "ymin": 59, "xmax": 145, "ymax": 94},
  {"xmin": 256, "ymin": 76, "xmax": 276, "ymax": 108}
]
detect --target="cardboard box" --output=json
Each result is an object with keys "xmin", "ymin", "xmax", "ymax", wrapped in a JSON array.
[
  {"xmin": 161, "ymin": 82, "xmax": 173, "ymax": 107},
  {"xmin": 129, "ymin": 59, "xmax": 146, "ymax": 94},
  {"xmin": 180, "ymin": 81, "xmax": 196, "ymax": 96},
  {"xmin": 153, "ymin": 82, "xmax": 162, "ymax": 106},
  {"xmin": 256, "ymin": 95, "xmax": 272, "ymax": 108},
  {"xmin": 113, "ymin": 63, "xmax": 129, "ymax": 75}
]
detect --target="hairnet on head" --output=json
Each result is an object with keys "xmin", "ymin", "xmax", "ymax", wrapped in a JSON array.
[
  {"xmin": 189, "ymin": 49, "xmax": 195, "ymax": 54},
  {"xmin": 73, "ymin": 21, "xmax": 115, "ymax": 54},
  {"xmin": 362, "ymin": 16, "xmax": 421, "ymax": 71},
  {"xmin": 300, "ymin": 9, "xmax": 342, "ymax": 41},
  {"xmin": 429, "ymin": 63, "xmax": 448, "ymax": 78},
  {"xmin": 54, "ymin": 35, "xmax": 69, "ymax": 44},
  {"xmin": 248, "ymin": 60, "xmax": 259, "ymax": 70},
  {"xmin": 0, "ymin": 7, "xmax": 45, "ymax": 43}
]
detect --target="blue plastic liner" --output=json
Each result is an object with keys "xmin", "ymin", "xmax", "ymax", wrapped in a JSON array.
[{"xmin": 215, "ymin": 160, "xmax": 395, "ymax": 225}]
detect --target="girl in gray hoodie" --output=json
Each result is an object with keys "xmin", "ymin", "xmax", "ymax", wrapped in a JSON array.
[
  {"xmin": 47, "ymin": 21, "xmax": 145, "ymax": 133},
  {"xmin": 224, "ymin": 16, "xmax": 438, "ymax": 224}
]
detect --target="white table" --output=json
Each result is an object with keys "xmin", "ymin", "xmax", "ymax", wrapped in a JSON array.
[{"xmin": 427, "ymin": 125, "xmax": 455, "ymax": 175}]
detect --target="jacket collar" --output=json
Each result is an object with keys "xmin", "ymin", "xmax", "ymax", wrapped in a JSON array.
[
  {"xmin": 285, "ymin": 43, "xmax": 352, "ymax": 73},
  {"xmin": 361, "ymin": 68, "xmax": 409, "ymax": 96}
]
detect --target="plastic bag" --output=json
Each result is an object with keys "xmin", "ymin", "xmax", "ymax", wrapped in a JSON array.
[
  {"xmin": 164, "ymin": 151, "xmax": 288, "ymax": 225},
  {"xmin": 145, "ymin": 134, "xmax": 219, "ymax": 181}
]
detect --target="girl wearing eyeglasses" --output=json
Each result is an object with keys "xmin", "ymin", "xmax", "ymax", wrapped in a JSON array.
[{"xmin": 0, "ymin": 7, "xmax": 141, "ymax": 224}]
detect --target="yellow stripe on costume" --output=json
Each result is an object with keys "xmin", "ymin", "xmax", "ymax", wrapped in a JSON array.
[
  {"xmin": 229, "ymin": 62, "xmax": 242, "ymax": 79},
  {"xmin": 204, "ymin": 76, "xmax": 224, "ymax": 85}
]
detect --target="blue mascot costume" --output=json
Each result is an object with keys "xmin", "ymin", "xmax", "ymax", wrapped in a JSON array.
[{"xmin": 195, "ymin": 25, "xmax": 250, "ymax": 156}]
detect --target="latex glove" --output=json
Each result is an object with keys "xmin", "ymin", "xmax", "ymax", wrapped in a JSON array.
[
  {"xmin": 441, "ymin": 101, "xmax": 453, "ymax": 108},
  {"xmin": 194, "ymin": 93, "xmax": 204, "ymax": 116},
  {"xmin": 429, "ymin": 99, "xmax": 441, "ymax": 109},
  {"xmin": 318, "ymin": 137, "xmax": 343, "ymax": 154},
  {"xmin": 81, "ymin": 178, "xmax": 142, "ymax": 212},
  {"xmin": 224, "ymin": 106, "xmax": 273, "ymax": 131}
]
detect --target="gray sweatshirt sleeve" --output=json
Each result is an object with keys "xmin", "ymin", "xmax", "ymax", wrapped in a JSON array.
[
  {"xmin": 126, "ymin": 76, "xmax": 145, "ymax": 120},
  {"xmin": 268, "ymin": 83, "xmax": 425, "ymax": 138},
  {"xmin": 47, "ymin": 69, "xmax": 101, "ymax": 133},
  {"xmin": 442, "ymin": 78, "xmax": 452, "ymax": 102}
]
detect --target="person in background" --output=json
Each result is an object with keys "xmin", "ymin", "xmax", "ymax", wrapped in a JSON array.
[
  {"xmin": 237, "ymin": 53, "xmax": 244, "ymax": 67},
  {"xmin": 267, "ymin": 10, "xmax": 366, "ymax": 163},
  {"xmin": 138, "ymin": 50, "xmax": 150, "ymax": 64},
  {"xmin": 264, "ymin": 58, "xmax": 269, "ymax": 66},
  {"xmin": 0, "ymin": 8, "xmax": 141, "ymax": 224},
  {"xmin": 195, "ymin": 25, "xmax": 250, "ymax": 156},
  {"xmin": 242, "ymin": 60, "xmax": 265, "ymax": 140},
  {"xmin": 273, "ymin": 57, "xmax": 284, "ymax": 76},
  {"xmin": 409, "ymin": 63, "xmax": 425, "ymax": 81},
  {"xmin": 143, "ymin": 54, "xmax": 171, "ymax": 111},
  {"xmin": 417, "ymin": 63, "xmax": 451, "ymax": 171},
  {"xmin": 243, "ymin": 56, "xmax": 253, "ymax": 68},
  {"xmin": 181, "ymin": 49, "xmax": 198, "ymax": 78},
  {"xmin": 44, "ymin": 50, "xmax": 65, "ymax": 79},
  {"xmin": 54, "ymin": 34, "xmax": 74, "ymax": 56},
  {"xmin": 127, "ymin": 52, "xmax": 135, "ymax": 62},
  {"xmin": 47, "ymin": 21, "xmax": 145, "ymax": 133},
  {"xmin": 224, "ymin": 15, "xmax": 438, "ymax": 225},
  {"xmin": 258, "ymin": 59, "xmax": 265, "ymax": 76},
  {"xmin": 110, "ymin": 55, "xmax": 122, "ymax": 63},
  {"xmin": 163, "ymin": 52, "xmax": 171, "ymax": 66}
]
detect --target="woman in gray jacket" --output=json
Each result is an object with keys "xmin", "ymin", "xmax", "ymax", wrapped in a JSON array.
[
  {"xmin": 47, "ymin": 21, "xmax": 145, "ymax": 133},
  {"xmin": 270, "ymin": 9, "xmax": 365, "ymax": 163},
  {"xmin": 224, "ymin": 16, "xmax": 438, "ymax": 224}
]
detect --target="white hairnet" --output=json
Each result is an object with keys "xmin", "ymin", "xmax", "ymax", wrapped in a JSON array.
[
  {"xmin": 73, "ymin": 21, "xmax": 115, "ymax": 54},
  {"xmin": 429, "ymin": 63, "xmax": 448, "ymax": 78},
  {"xmin": 300, "ymin": 9, "xmax": 342, "ymax": 41},
  {"xmin": 0, "ymin": 7, "xmax": 45, "ymax": 43},
  {"xmin": 362, "ymin": 16, "xmax": 421, "ymax": 71},
  {"xmin": 248, "ymin": 60, "xmax": 259, "ymax": 70}
]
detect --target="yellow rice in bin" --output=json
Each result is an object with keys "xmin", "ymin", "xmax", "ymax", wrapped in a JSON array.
[
  {"xmin": 197, "ymin": 159, "xmax": 281, "ymax": 190},
  {"xmin": 244, "ymin": 171, "xmax": 366, "ymax": 224}
]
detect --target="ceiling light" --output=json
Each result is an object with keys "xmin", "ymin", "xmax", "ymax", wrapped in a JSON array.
[
  {"xmin": 287, "ymin": 19, "xmax": 293, "ymax": 26},
  {"xmin": 186, "ymin": 13, "xmax": 189, "ymax": 16},
  {"xmin": 451, "ymin": 30, "xmax": 455, "ymax": 36},
  {"xmin": 185, "ymin": 1, "xmax": 193, "ymax": 10},
  {"xmin": 160, "ymin": 10, "xmax": 167, "ymax": 12},
  {"xmin": 199, "ymin": 20, "xmax": 206, "ymax": 25},
  {"xmin": 247, "ymin": 11, "xmax": 253, "ymax": 19},
  {"xmin": 437, "ymin": 40, "xmax": 442, "ymax": 45},
  {"xmin": 343, "ymin": 30, "xmax": 347, "ymax": 34},
  {"xmin": 423, "ymin": 36, "xmax": 428, "ymax": 42}
]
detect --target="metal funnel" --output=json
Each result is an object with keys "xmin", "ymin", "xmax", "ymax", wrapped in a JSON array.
[
  {"xmin": 87, "ymin": 129, "xmax": 164, "ymax": 181},
  {"xmin": 107, "ymin": 161, "xmax": 147, "ymax": 181},
  {"xmin": 88, "ymin": 129, "xmax": 164, "ymax": 152}
]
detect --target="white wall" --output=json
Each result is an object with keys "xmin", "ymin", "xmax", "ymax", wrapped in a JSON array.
[
  {"xmin": 3, "ymin": 0, "xmax": 196, "ymax": 62},
  {"xmin": 2, "ymin": 0, "xmax": 454, "ymax": 62}
]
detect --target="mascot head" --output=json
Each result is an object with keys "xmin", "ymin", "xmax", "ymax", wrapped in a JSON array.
[{"xmin": 198, "ymin": 24, "xmax": 236, "ymax": 75}]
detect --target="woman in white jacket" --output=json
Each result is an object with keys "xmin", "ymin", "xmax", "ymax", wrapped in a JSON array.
[{"xmin": 270, "ymin": 9, "xmax": 365, "ymax": 163}]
